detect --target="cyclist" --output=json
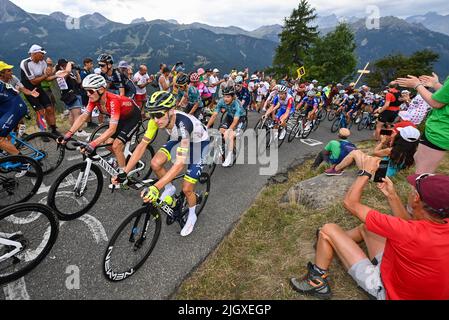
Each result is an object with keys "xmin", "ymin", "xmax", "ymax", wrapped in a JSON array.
[
  {"xmin": 59, "ymin": 74, "xmax": 141, "ymax": 171},
  {"xmin": 340, "ymin": 95, "xmax": 358, "ymax": 127},
  {"xmin": 206, "ymin": 86, "xmax": 246, "ymax": 167},
  {"xmin": 97, "ymin": 54, "xmax": 125, "ymax": 96},
  {"xmin": 181, "ymin": 73, "xmax": 203, "ymax": 118},
  {"xmin": 132, "ymin": 91, "xmax": 209, "ymax": 237},
  {"xmin": 235, "ymin": 76, "xmax": 251, "ymax": 111},
  {"xmin": 264, "ymin": 85, "xmax": 295, "ymax": 140},
  {"xmin": 174, "ymin": 73, "xmax": 189, "ymax": 108},
  {"xmin": 297, "ymin": 90, "xmax": 319, "ymax": 130},
  {"xmin": 0, "ymin": 63, "xmax": 30, "ymax": 155}
]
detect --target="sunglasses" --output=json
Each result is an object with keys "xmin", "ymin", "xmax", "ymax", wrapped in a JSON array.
[
  {"xmin": 149, "ymin": 112, "xmax": 167, "ymax": 119},
  {"xmin": 86, "ymin": 89, "xmax": 98, "ymax": 95},
  {"xmin": 415, "ymin": 173, "xmax": 449, "ymax": 216},
  {"xmin": 99, "ymin": 64, "xmax": 107, "ymax": 68}
]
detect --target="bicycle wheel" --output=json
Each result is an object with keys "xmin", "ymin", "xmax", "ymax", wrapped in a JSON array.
[
  {"xmin": 288, "ymin": 122, "xmax": 300, "ymax": 143},
  {"xmin": 88, "ymin": 124, "xmax": 112, "ymax": 158},
  {"xmin": 0, "ymin": 156, "xmax": 43, "ymax": 209},
  {"xmin": 47, "ymin": 162, "xmax": 103, "ymax": 221},
  {"xmin": 128, "ymin": 145, "xmax": 155, "ymax": 181},
  {"xmin": 0, "ymin": 203, "xmax": 59, "ymax": 285},
  {"xmin": 331, "ymin": 118, "xmax": 341, "ymax": 133},
  {"xmin": 357, "ymin": 117, "xmax": 367, "ymax": 131},
  {"xmin": 103, "ymin": 205, "xmax": 161, "ymax": 282},
  {"xmin": 18, "ymin": 132, "xmax": 65, "ymax": 175},
  {"xmin": 327, "ymin": 109, "xmax": 337, "ymax": 121}
]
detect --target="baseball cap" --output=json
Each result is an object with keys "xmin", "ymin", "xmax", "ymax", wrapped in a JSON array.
[
  {"xmin": 338, "ymin": 128, "xmax": 351, "ymax": 138},
  {"xmin": 401, "ymin": 90, "xmax": 410, "ymax": 94},
  {"xmin": 57, "ymin": 59, "xmax": 69, "ymax": 67},
  {"xmin": 94, "ymin": 68, "xmax": 101, "ymax": 75},
  {"xmin": 251, "ymin": 75, "xmax": 258, "ymax": 80},
  {"xmin": 28, "ymin": 44, "xmax": 46, "ymax": 55},
  {"xmin": 206, "ymin": 68, "xmax": 213, "ymax": 73},
  {"xmin": 397, "ymin": 126, "xmax": 420, "ymax": 142},
  {"xmin": 0, "ymin": 61, "xmax": 14, "ymax": 72},
  {"xmin": 407, "ymin": 173, "xmax": 449, "ymax": 216},
  {"xmin": 223, "ymin": 74, "xmax": 230, "ymax": 79},
  {"xmin": 213, "ymin": 68, "xmax": 220, "ymax": 73},
  {"xmin": 176, "ymin": 65, "xmax": 185, "ymax": 72},
  {"xmin": 118, "ymin": 61, "xmax": 130, "ymax": 68}
]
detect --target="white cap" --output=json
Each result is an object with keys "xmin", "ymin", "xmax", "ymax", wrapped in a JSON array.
[
  {"xmin": 118, "ymin": 60, "xmax": 129, "ymax": 68},
  {"xmin": 398, "ymin": 126, "xmax": 420, "ymax": 142},
  {"xmin": 401, "ymin": 90, "xmax": 410, "ymax": 94},
  {"xmin": 213, "ymin": 68, "xmax": 219, "ymax": 73},
  {"xmin": 94, "ymin": 68, "xmax": 101, "ymax": 75},
  {"xmin": 251, "ymin": 75, "xmax": 258, "ymax": 80},
  {"xmin": 28, "ymin": 44, "xmax": 46, "ymax": 55}
]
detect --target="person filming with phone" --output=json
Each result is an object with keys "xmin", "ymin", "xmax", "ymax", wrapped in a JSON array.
[
  {"xmin": 325, "ymin": 126, "xmax": 420, "ymax": 178},
  {"xmin": 291, "ymin": 152, "xmax": 449, "ymax": 300}
]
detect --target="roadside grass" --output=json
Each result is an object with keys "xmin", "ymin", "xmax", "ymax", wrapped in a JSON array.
[{"xmin": 175, "ymin": 141, "xmax": 449, "ymax": 300}]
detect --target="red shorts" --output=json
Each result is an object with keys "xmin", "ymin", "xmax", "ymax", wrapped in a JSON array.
[{"xmin": 134, "ymin": 94, "xmax": 147, "ymax": 108}]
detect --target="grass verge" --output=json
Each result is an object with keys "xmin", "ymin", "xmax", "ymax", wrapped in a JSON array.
[{"xmin": 174, "ymin": 141, "xmax": 449, "ymax": 300}]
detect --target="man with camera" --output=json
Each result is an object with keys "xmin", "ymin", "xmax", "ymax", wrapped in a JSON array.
[{"xmin": 291, "ymin": 153, "xmax": 449, "ymax": 300}]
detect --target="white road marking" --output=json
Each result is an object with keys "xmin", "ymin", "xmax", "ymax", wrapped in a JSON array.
[
  {"xmin": 300, "ymin": 139, "xmax": 323, "ymax": 147},
  {"xmin": 3, "ymin": 277, "xmax": 30, "ymax": 300}
]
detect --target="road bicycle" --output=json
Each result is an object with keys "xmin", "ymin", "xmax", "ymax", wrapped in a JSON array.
[
  {"xmin": 0, "ymin": 155, "xmax": 43, "ymax": 209},
  {"xmin": 47, "ymin": 138, "xmax": 155, "ymax": 221},
  {"xmin": 331, "ymin": 111, "xmax": 354, "ymax": 133},
  {"xmin": 0, "ymin": 203, "xmax": 59, "ymax": 285},
  {"xmin": 288, "ymin": 112, "xmax": 317, "ymax": 142},
  {"xmin": 357, "ymin": 111, "xmax": 377, "ymax": 131},
  {"xmin": 9, "ymin": 131, "xmax": 64, "ymax": 175},
  {"xmin": 255, "ymin": 115, "xmax": 287, "ymax": 152},
  {"xmin": 103, "ymin": 172, "xmax": 211, "ymax": 282}
]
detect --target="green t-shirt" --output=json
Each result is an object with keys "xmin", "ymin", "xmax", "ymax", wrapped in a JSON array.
[
  {"xmin": 325, "ymin": 140, "xmax": 342, "ymax": 161},
  {"xmin": 429, "ymin": 78, "xmax": 449, "ymax": 150}
]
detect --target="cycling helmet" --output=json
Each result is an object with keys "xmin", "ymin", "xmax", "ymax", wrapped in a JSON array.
[
  {"xmin": 176, "ymin": 73, "xmax": 188, "ymax": 85},
  {"xmin": 146, "ymin": 91, "xmax": 176, "ymax": 113},
  {"xmin": 190, "ymin": 73, "xmax": 200, "ymax": 83},
  {"xmin": 279, "ymin": 80, "xmax": 288, "ymax": 86},
  {"xmin": 339, "ymin": 90, "xmax": 346, "ymax": 95},
  {"xmin": 97, "ymin": 54, "xmax": 114, "ymax": 64},
  {"xmin": 348, "ymin": 95, "xmax": 355, "ymax": 100},
  {"xmin": 235, "ymin": 76, "xmax": 244, "ymax": 84},
  {"xmin": 374, "ymin": 94, "xmax": 381, "ymax": 99},
  {"xmin": 197, "ymin": 68, "xmax": 205, "ymax": 76},
  {"xmin": 317, "ymin": 86, "xmax": 323, "ymax": 91},
  {"xmin": 307, "ymin": 90, "xmax": 316, "ymax": 97},
  {"xmin": 278, "ymin": 85, "xmax": 288, "ymax": 93},
  {"xmin": 82, "ymin": 74, "xmax": 107, "ymax": 90},
  {"xmin": 312, "ymin": 80, "xmax": 318, "ymax": 84},
  {"xmin": 222, "ymin": 86, "xmax": 236, "ymax": 96}
]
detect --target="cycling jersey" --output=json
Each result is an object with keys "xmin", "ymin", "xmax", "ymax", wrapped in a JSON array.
[
  {"xmin": 300, "ymin": 96, "xmax": 319, "ymax": 109},
  {"xmin": 198, "ymin": 82, "xmax": 212, "ymax": 99},
  {"xmin": 273, "ymin": 94, "xmax": 295, "ymax": 111},
  {"xmin": 236, "ymin": 87, "xmax": 251, "ymax": 110},
  {"xmin": 215, "ymin": 99, "xmax": 245, "ymax": 119},
  {"xmin": 342, "ymin": 101, "xmax": 357, "ymax": 112},
  {"xmin": 102, "ymin": 69, "xmax": 124, "ymax": 94},
  {"xmin": 165, "ymin": 111, "xmax": 209, "ymax": 144},
  {"xmin": 0, "ymin": 81, "xmax": 28, "ymax": 137},
  {"xmin": 85, "ymin": 92, "xmax": 137, "ymax": 124},
  {"xmin": 188, "ymin": 86, "xmax": 203, "ymax": 108}
]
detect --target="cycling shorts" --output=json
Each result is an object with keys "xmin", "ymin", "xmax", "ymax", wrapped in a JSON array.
[
  {"xmin": 276, "ymin": 107, "xmax": 295, "ymax": 120},
  {"xmin": 111, "ymin": 106, "xmax": 141, "ymax": 144}
]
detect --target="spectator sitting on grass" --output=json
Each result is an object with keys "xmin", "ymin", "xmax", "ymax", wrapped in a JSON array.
[
  {"xmin": 311, "ymin": 128, "xmax": 356, "ymax": 170},
  {"xmin": 290, "ymin": 154, "xmax": 449, "ymax": 300},
  {"xmin": 325, "ymin": 126, "xmax": 420, "ymax": 177}
]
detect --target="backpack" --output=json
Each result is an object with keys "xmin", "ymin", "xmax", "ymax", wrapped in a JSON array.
[{"xmin": 337, "ymin": 140, "xmax": 357, "ymax": 163}]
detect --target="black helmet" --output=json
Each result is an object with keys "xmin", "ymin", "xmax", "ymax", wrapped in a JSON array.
[
  {"xmin": 176, "ymin": 73, "xmax": 188, "ymax": 86},
  {"xmin": 97, "ymin": 54, "xmax": 114, "ymax": 64},
  {"xmin": 222, "ymin": 86, "xmax": 235, "ymax": 96},
  {"xmin": 146, "ymin": 91, "xmax": 176, "ymax": 113}
]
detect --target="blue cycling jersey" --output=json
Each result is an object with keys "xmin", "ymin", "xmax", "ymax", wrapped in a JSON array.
[
  {"xmin": 301, "ymin": 96, "xmax": 319, "ymax": 108},
  {"xmin": 216, "ymin": 98, "xmax": 245, "ymax": 118},
  {"xmin": 236, "ymin": 87, "xmax": 251, "ymax": 109},
  {"xmin": 0, "ymin": 81, "xmax": 28, "ymax": 137},
  {"xmin": 273, "ymin": 94, "xmax": 295, "ymax": 110}
]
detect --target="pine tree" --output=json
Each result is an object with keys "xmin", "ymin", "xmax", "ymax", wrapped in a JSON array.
[{"xmin": 270, "ymin": 0, "xmax": 319, "ymax": 78}]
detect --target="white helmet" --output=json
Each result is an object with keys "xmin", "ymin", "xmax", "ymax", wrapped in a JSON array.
[
  {"xmin": 317, "ymin": 86, "xmax": 323, "ymax": 91},
  {"xmin": 339, "ymin": 90, "xmax": 346, "ymax": 95},
  {"xmin": 307, "ymin": 90, "xmax": 316, "ymax": 97},
  {"xmin": 82, "ymin": 74, "xmax": 107, "ymax": 90},
  {"xmin": 235, "ymin": 76, "xmax": 244, "ymax": 84},
  {"xmin": 278, "ymin": 85, "xmax": 288, "ymax": 93}
]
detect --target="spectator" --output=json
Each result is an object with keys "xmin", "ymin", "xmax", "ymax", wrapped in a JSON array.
[
  {"xmin": 159, "ymin": 66, "xmax": 171, "ymax": 92},
  {"xmin": 312, "ymin": 128, "xmax": 355, "ymax": 170},
  {"xmin": 79, "ymin": 57, "xmax": 97, "ymax": 130},
  {"xmin": 397, "ymin": 94, "xmax": 431, "ymax": 126},
  {"xmin": 208, "ymin": 68, "xmax": 224, "ymax": 104},
  {"xmin": 291, "ymin": 157, "xmax": 449, "ymax": 300},
  {"xmin": 395, "ymin": 73, "xmax": 449, "ymax": 174},
  {"xmin": 40, "ymin": 57, "xmax": 58, "ymax": 114},
  {"xmin": 54, "ymin": 59, "xmax": 89, "ymax": 138},
  {"xmin": 118, "ymin": 61, "xmax": 136, "ymax": 99},
  {"xmin": 20, "ymin": 44, "xmax": 60, "ymax": 135},
  {"xmin": 374, "ymin": 82, "xmax": 402, "ymax": 141},
  {"xmin": 132, "ymin": 65, "xmax": 151, "ymax": 112},
  {"xmin": 326, "ymin": 126, "xmax": 420, "ymax": 177}
]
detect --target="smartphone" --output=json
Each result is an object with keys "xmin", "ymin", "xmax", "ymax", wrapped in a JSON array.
[
  {"xmin": 380, "ymin": 129, "xmax": 393, "ymax": 136},
  {"xmin": 374, "ymin": 160, "xmax": 390, "ymax": 183}
]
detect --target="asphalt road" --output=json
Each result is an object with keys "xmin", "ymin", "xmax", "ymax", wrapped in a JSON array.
[{"xmin": 1, "ymin": 112, "xmax": 372, "ymax": 300}]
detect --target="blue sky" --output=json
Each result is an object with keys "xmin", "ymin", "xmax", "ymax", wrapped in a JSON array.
[{"xmin": 10, "ymin": 0, "xmax": 449, "ymax": 30}]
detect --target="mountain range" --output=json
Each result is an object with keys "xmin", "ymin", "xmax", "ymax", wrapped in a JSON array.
[{"xmin": 1, "ymin": 0, "xmax": 448, "ymax": 77}]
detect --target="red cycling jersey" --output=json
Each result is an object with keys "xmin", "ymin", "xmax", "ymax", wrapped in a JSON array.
[{"xmin": 86, "ymin": 92, "xmax": 137, "ymax": 124}]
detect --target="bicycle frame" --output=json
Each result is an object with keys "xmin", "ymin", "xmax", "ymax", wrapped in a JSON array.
[
  {"xmin": 9, "ymin": 132, "xmax": 45, "ymax": 162},
  {"xmin": 0, "ymin": 233, "xmax": 23, "ymax": 263}
]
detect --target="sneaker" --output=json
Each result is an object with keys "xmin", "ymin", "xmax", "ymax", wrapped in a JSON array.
[
  {"xmin": 180, "ymin": 212, "xmax": 197, "ymax": 237},
  {"xmin": 75, "ymin": 130, "xmax": 91, "ymax": 138},
  {"xmin": 222, "ymin": 152, "xmax": 234, "ymax": 167},
  {"xmin": 290, "ymin": 262, "xmax": 332, "ymax": 300},
  {"xmin": 324, "ymin": 167, "xmax": 344, "ymax": 176},
  {"xmin": 279, "ymin": 128, "xmax": 286, "ymax": 140}
]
